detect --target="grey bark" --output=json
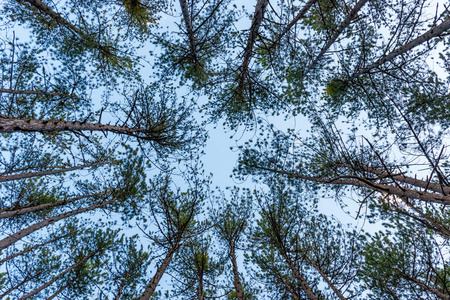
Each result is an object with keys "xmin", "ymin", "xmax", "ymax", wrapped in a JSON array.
[
  {"xmin": 351, "ymin": 16, "xmax": 450, "ymax": 78},
  {"xmin": 179, "ymin": 0, "xmax": 198, "ymax": 59},
  {"xmin": 0, "ymin": 199, "xmax": 114, "ymax": 250},
  {"xmin": 0, "ymin": 161, "xmax": 107, "ymax": 183},
  {"xmin": 0, "ymin": 272, "xmax": 42, "ymax": 299},
  {"xmin": 255, "ymin": 166, "xmax": 450, "ymax": 205},
  {"xmin": 0, "ymin": 117, "xmax": 163, "ymax": 142},
  {"xmin": 238, "ymin": 0, "xmax": 269, "ymax": 85},
  {"xmin": 138, "ymin": 244, "xmax": 179, "ymax": 300},
  {"xmin": 17, "ymin": 0, "xmax": 99, "ymax": 47},
  {"xmin": 230, "ymin": 243, "xmax": 245, "ymax": 300},
  {"xmin": 309, "ymin": 260, "xmax": 347, "ymax": 300},
  {"xmin": 282, "ymin": 251, "xmax": 319, "ymax": 300},
  {"xmin": 0, "ymin": 192, "xmax": 106, "ymax": 219},
  {"xmin": 0, "ymin": 88, "xmax": 77, "ymax": 98},
  {"xmin": 0, "ymin": 234, "xmax": 67, "ymax": 264},
  {"xmin": 362, "ymin": 166, "xmax": 450, "ymax": 195},
  {"xmin": 17, "ymin": 252, "xmax": 96, "ymax": 300}
]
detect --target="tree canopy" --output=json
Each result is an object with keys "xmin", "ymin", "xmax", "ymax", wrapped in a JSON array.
[{"xmin": 1, "ymin": 0, "xmax": 450, "ymax": 299}]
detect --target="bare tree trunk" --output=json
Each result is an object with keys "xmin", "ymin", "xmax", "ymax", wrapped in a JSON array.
[
  {"xmin": 267, "ymin": 209, "xmax": 319, "ymax": 300},
  {"xmin": 361, "ymin": 166, "xmax": 450, "ymax": 195},
  {"xmin": 0, "ymin": 234, "xmax": 67, "ymax": 264},
  {"xmin": 17, "ymin": 252, "xmax": 96, "ymax": 300},
  {"xmin": 351, "ymin": 16, "xmax": 450, "ymax": 78},
  {"xmin": 0, "ymin": 116, "xmax": 161, "ymax": 141},
  {"xmin": 400, "ymin": 272, "xmax": 450, "ymax": 300},
  {"xmin": 0, "ymin": 88, "xmax": 77, "ymax": 98},
  {"xmin": 0, "ymin": 192, "xmax": 106, "ymax": 219},
  {"xmin": 274, "ymin": 267, "xmax": 301, "ymax": 300},
  {"xmin": 0, "ymin": 161, "xmax": 107, "ymax": 182},
  {"xmin": 254, "ymin": 165, "xmax": 450, "ymax": 205},
  {"xmin": 309, "ymin": 260, "xmax": 347, "ymax": 300},
  {"xmin": 17, "ymin": 0, "xmax": 96, "ymax": 44},
  {"xmin": 301, "ymin": 0, "xmax": 369, "ymax": 79},
  {"xmin": 198, "ymin": 270, "xmax": 204, "ymax": 300},
  {"xmin": 138, "ymin": 244, "xmax": 179, "ymax": 300},
  {"xmin": 46, "ymin": 282, "xmax": 71, "ymax": 300},
  {"xmin": 237, "ymin": 0, "xmax": 269, "ymax": 91},
  {"xmin": 282, "ymin": 252, "xmax": 319, "ymax": 300},
  {"xmin": 0, "ymin": 199, "xmax": 114, "ymax": 250},
  {"xmin": 0, "ymin": 272, "xmax": 42, "ymax": 299},
  {"xmin": 114, "ymin": 272, "xmax": 131, "ymax": 300},
  {"xmin": 179, "ymin": 0, "xmax": 197, "ymax": 59},
  {"xmin": 230, "ymin": 243, "xmax": 245, "ymax": 300}
]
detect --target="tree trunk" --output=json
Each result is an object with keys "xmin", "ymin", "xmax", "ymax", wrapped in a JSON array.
[
  {"xmin": 17, "ymin": 252, "xmax": 96, "ymax": 300},
  {"xmin": 0, "ymin": 272, "xmax": 42, "ymax": 299},
  {"xmin": 274, "ymin": 267, "xmax": 300, "ymax": 300},
  {"xmin": 0, "ymin": 88, "xmax": 77, "ymax": 98},
  {"xmin": 255, "ymin": 165, "xmax": 450, "ymax": 205},
  {"xmin": 282, "ymin": 252, "xmax": 320, "ymax": 300},
  {"xmin": 351, "ymin": 16, "xmax": 450, "ymax": 78},
  {"xmin": 309, "ymin": 260, "xmax": 347, "ymax": 300},
  {"xmin": 46, "ymin": 282, "xmax": 71, "ymax": 300},
  {"xmin": 238, "ymin": 0, "xmax": 269, "ymax": 87},
  {"xmin": 0, "ymin": 234, "xmax": 67, "ymax": 264},
  {"xmin": 138, "ymin": 244, "xmax": 179, "ymax": 300},
  {"xmin": 18, "ymin": 0, "xmax": 95, "ymax": 43},
  {"xmin": 0, "ymin": 199, "xmax": 114, "ymax": 250},
  {"xmin": 0, "ymin": 117, "xmax": 161, "ymax": 141},
  {"xmin": 179, "ymin": 0, "xmax": 197, "ymax": 60},
  {"xmin": 0, "ymin": 192, "xmax": 106, "ymax": 219},
  {"xmin": 361, "ymin": 166, "xmax": 450, "ymax": 195},
  {"xmin": 0, "ymin": 161, "xmax": 107, "ymax": 182},
  {"xmin": 400, "ymin": 272, "xmax": 450, "ymax": 300},
  {"xmin": 230, "ymin": 243, "xmax": 245, "ymax": 300},
  {"xmin": 114, "ymin": 272, "xmax": 131, "ymax": 300},
  {"xmin": 302, "ymin": 0, "xmax": 369, "ymax": 79}
]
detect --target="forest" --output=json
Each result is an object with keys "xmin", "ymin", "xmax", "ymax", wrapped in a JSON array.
[{"xmin": 0, "ymin": 0, "xmax": 450, "ymax": 299}]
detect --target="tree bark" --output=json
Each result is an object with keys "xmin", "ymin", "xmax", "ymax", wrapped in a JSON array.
[
  {"xmin": 308, "ymin": 260, "xmax": 347, "ymax": 300},
  {"xmin": 274, "ymin": 267, "xmax": 300, "ymax": 300},
  {"xmin": 46, "ymin": 282, "xmax": 71, "ymax": 300},
  {"xmin": 254, "ymin": 165, "xmax": 450, "ymax": 205},
  {"xmin": 0, "ymin": 272, "xmax": 42, "ymax": 299},
  {"xmin": 17, "ymin": 0, "xmax": 99, "ymax": 47},
  {"xmin": 399, "ymin": 271, "xmax": 450, "ymax": 300},
  {"xmin": 179, "ymin": 0, "xmax": 197, "ymax": 60},
  {"xmin": 0, "ymin": 161, "xmax": 107, "ymax": 182},
  {"xmin": 282, "ymin": 252, "xmax": 319, "ymax": 300},
  {"xmin": 0, "ymin": 199, "xmax": 114, "ymax": 250},
  {"xmin": 0, "ymin": 117, "xmax": 162, "ymax": 141},
  {"xmin": 138, "ymin": 244, "xmax": 179, "ymax": 300},
  {"xmin": 361, "ymin": 166, "xmax": 450, "ymax": 195},
  {"xmin": 230, "ymin": 243, "xmax": 245, "ymax": 300},
  {"xmin": 0, "ymin": 88, "xmax": 77, "ymax": 98},
  {"xmin": 0, "ymin": 192, "xmax": 106, "ymax": 219},
  {"xmin": 17, "ymin": 252, "xmax": 96, "ymax": 300},
  {"xmin": 114, "ymin": 272, "xmax": 131, "ymax": 300},
  {"xmin": 0, "ymin": 234, "xmax": 67, "ymax": 264},
  {"xmin": 302, "ymin": 0, "xmax": 369, "ymax": 79},
  {"xmin": 351, "ymin": 16, "xmax": 450, "ymax": 78},
  {"xmin": 237, "ymin": 0, "xmax": 269, "ymax": 89}
]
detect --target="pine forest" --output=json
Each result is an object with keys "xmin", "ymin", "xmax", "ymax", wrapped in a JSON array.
[{"xmin": 0, "ymin": 0, "xmax": 450, "ymax": 299}]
